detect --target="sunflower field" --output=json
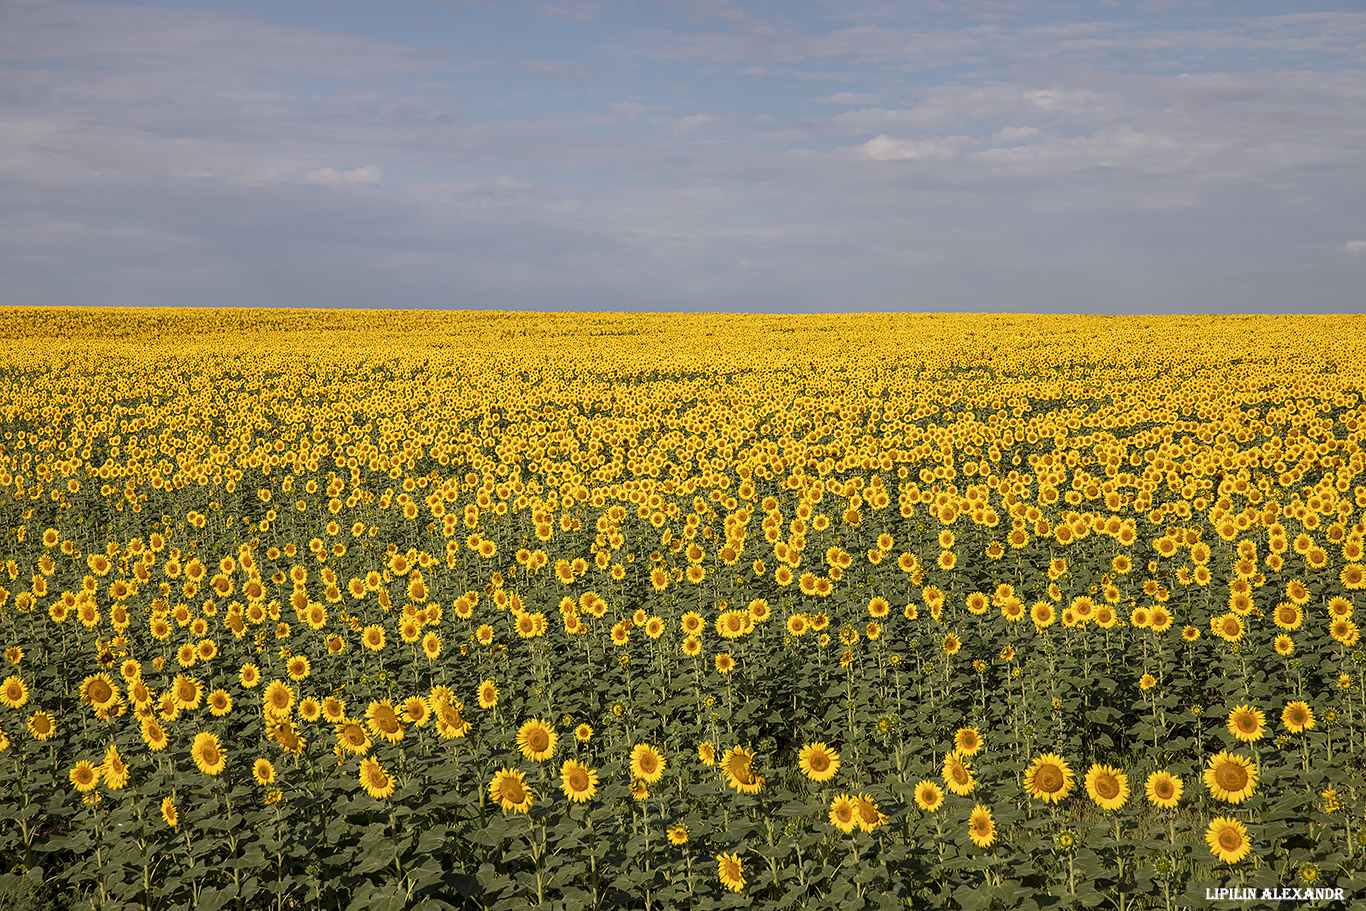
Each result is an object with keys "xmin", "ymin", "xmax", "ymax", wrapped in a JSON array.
[{"xmin": 1, "ymin": 309, "xmax": 1365, "ymax": 910}]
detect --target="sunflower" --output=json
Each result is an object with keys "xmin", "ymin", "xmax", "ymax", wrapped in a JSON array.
[
  {"xmin": 1274, "ymin": 635, "xmax": 1295, "ymax": 656},
  {"xmin": 1212, "ymin": 613, "xmax": 1245, "ymax": 642},
  {"xmin": 399, "ymin": 696, "xmax": 429, "ymax": 728},
  {"xmin": 0, "ymin": 676, "xmax": 28, "ymax": 709},
  {"xmin": 720, "ymin": 745, "xmax": 764, "ymax": 794},
  {"xmin": 1342, "ymin": 564, "xmax": 1366, "ymax": 590},
  {"xmin": 667, "ymin": 826, "xmax": 688, "ymax": 846},
  {"xmin": 361, "ymin": 625, "xmax": 386, "ymax": 651},
  {"xmin": 70, "ymin": 761, "xmax": 100, "ymax": 793},
  {"xmin": 575, "ymin": 723, "xmax": 593, "ymax": 742},
  {"xmin": 914, "ymin": 780, "xmax": 944, "ymax": 812},
  {"xmin": 101, "ymin": 744, "xmax": 130, "ymax": 790},
  {"xmin": 365, "ymin": 700, "xmax": 406, "ymax": 745},
  {"xmin": 1204, "ymin": 751, "xmax": 1258, "ymax": 804},
  {"xmin": 1331, "ymin": 619, "xmax": 1360, "ymax": 646},
  {"xmin": 433, "ymin": 700, "xmax": 472, "ymax": 740},
  {"xmin": 715, "ymin": 653, "xmax": 735, "ymax": 674},
  {"xmin": 1273, "ymin": 602, "xmax": 1303, "ymax": 631},
  {"xmin": 463, "ymin": 682, "xmax": 495, "ymax": 716},
  {"xmin": 355, "ymin": 756, "xmax": 395, "ymax": 800},
  {"xmin": 798, "ymin": 742, "xmax": 840, "ymax": 782},
  {"xmin": 418, "ymin": 631, "xmax": 442, "ymax": 660},
  {"xmin": 80, "ymin": 673, "xmax": 119, "ymax": 712},
  {"xmin": 965, "ymin": 592, "xmax": 989, "ymax": 615},
  {"xmin": 141, "ymin": 717, "xmax": 169, "ymax": 751},
  {"xmin": 489, "ymin": 767, "xmax": 534, "ymax": 814},
  {"xmin": 968, "ymin": 804, "xmax": 996, "ymax": 848},
  {"xmin": 335, "ymin": 719, "xmax": 372, "ymax": 756},
  {"xmin": 1085, "ymin": 763, "xmax": 1129, "ymax": 812},
  {"xmin": 517, "ymin": 719, "xmax": 558, "ymax": 763},
  {"xmin": 697, "ymin": 742, "xmax": 716, "ymax": 766},
  {"xmin": 1205, "ymin": 816, "xmax": 1252, "ymax": 865},
  {"xmin": 630, "ymin": 743, "xmax": 666, "ymax": 783},
  {"xmin": 191, "ymin": 732, "xmax": 227, "ymax": 776},
  {"xmin": 954, "ymin": 727, "xmax": 983, "ymax": 757},
  {"xmin": 321, "ymin": 697, "xmax": 346, "ymax": 723},
  {"xmin": 252, "ymin": 758, "xmax": 276, "ymax": 786},
  {"xmin": 1031, "ymin": 602, "xmax": 1056, "ymax": 629},
  {"xmin": 1227, "ymin": 704, "xmax": 1266, "ymax": 743},
  {"xmin": 27, "ymin": 711, "xmax": 55, "ymax": 742},
  {"xmin": 161, "ymin": 796, "xmax": 178, "ymax": 827},
  {"xmin": 828, "ymin": 794, "xmax": 858, "ymax": 833},
  {"xmin": 1024, "ymin": 753, "xmax": 1075, "ymax": 804},
  {"xmin": 559, "ymin": 759, "xmax": 599, "ymax": 803},
  {"xmin": 1281, "ymin": 701, "xmax": 1315, "ymax": 733},
  {"xmin": 238, "ymin": 663, "xmax": 261, "ymax": 688},
  {"xmin": 716, "ymin": 851, "xmax": 745, "ymax": 893},
  {"xmin": 1145, "ymin": 770, "xmax": 1183, "ymax": 809},
  {"xmin": 171, "ymin": 674, "xmax": 203, "ymax": 712},
  {"xmin": 263, "ymin": 680, "xmax": 294, "ymax": 718},
  {"xmin": 285, "ymin": 655, "xmax": 311, "ymax": 681},
  {"xmin": 853, "ymin": 794, "xmax": 887, "ymax": 832},
  {"xmin": 941, "ymin": 634, "xmax": 962, "ymax": 656},
  {"xmin": 943, "ymin": 751, "xmax": 976, "ymax": 796}
]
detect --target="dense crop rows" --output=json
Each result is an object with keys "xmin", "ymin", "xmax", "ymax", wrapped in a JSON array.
[{"xmin": 1, "ymin": 310, "xmax": 1364, "ymax": 910}]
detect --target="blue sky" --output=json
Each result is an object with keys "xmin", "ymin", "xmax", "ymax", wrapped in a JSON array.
[{"xmin": 2, "ymin": 0, "xmax": 1363, "ymax": 312}]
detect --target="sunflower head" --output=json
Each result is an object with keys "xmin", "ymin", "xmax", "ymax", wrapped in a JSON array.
[
  {"xmin": 517, "ymin": 719, "xmax": 558, "ymax": 763},
  {"xmin": 1281, "ymin": 701, "xmax": 1315, "ymax": 733},
  {"xmin": 1145, "ymin": 770, "xmax": 1183, "ymax": 809},
  {"xmin": 953, "ymin": 727, "xmax": 983, "ymax": 756},
  {"xmin": 968, "ymin": 804, "xmax": 996, "ymax": 848},
  {"xmin": 489, "ymin": 767, "xmax": 534, "ymax": 814},
  {"xmin": 798, "ymin": 742, "xmax": 841, "ymax": 783},
  {"xmin": 914, "ymin": 780, "xmax": 944, "ymax": 813},
  {"xmin": 1085, "ymin": 763, "xmax": 1130, "ymax": 812},
  {"xmin": 1024, "ymin": 752, "xmax": 1075, "ymax": 804},
  {"xmin": 827, "ymin": 794, "xmax": 858, "ymax": 834},
  {"xmin": 630, "ymin": 743, "xmax": 666, "ymax": 783},
  {"xmin": 716, "ymin": 851, "xmax": 746, "ymax": 893},
  {"xmin": 943, "ymin": 751, "xmax": 976, "ymax": 796},
  {"xmin": 1204, "ymin": 751, "xmax": 1258, "ymax": 804},
  {"xmin": 1205, "ymin": 816, "xmax": 1252, "ymax": 865},
  {"xmin": 1226, "ymin": 704, "xmax": 1266, "ymax": 742}
]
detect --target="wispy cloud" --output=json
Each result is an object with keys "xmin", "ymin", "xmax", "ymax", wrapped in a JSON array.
[{"xmin": 854, "ymin": 134, "xmax": 971, "ymax": 161}]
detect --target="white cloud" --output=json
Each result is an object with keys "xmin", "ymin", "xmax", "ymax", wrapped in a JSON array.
[
  {"xmin": 816, "ymin": 92, "xmax": 883, "ymax": 104},
  {"xmin": 969, "ymin": 127, "xmax": 1194, "ymax": 173},
  {"xmin": 1023, "ymin": 89, "xmax": 1103, "ymax": 113},
  {"xmin": 856, "ymin": 134, "xmax": 967, "ymax": 161},
  {"xmin": 665, "ymin": 113, "xmax": 714, "ymax": 135},
  {"xmin": 303, "ymin": 166, "xmax": 383, "ymax": 188},
  {"xmin": 990, "ymin": 125, "xmax": 1040, "ymax": 145},
  {"xmin": 1346, "ymin": 241, "xmax": 1366, "ymax": 254}
]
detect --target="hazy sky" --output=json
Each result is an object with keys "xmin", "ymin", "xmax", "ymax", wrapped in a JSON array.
[{"xmin": 2, "ymin": 0, "xmax": 1363, "ymax": 313}]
